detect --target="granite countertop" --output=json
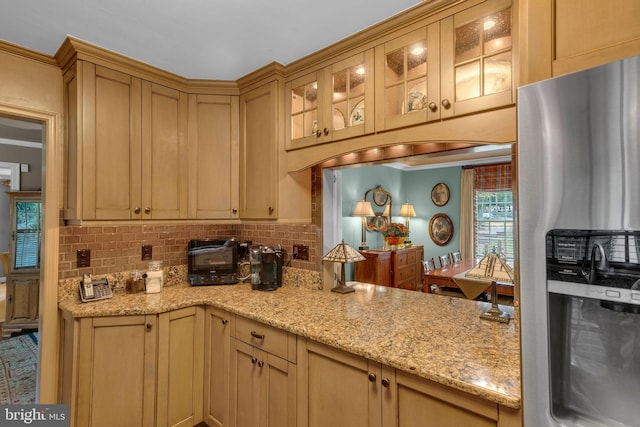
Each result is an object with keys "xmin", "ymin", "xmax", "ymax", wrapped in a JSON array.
[{"xmin": 58, "ymin": 281, "xmax": 521, "ymax": 409}]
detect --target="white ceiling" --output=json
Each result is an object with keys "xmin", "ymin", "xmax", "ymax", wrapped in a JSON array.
[{"xmin": 0, "ymin": 0, "xmax": 421, "ymax": 80}]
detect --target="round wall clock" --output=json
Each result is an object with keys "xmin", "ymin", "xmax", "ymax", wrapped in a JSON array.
[
  {"xmin": 428, "ymin": 213, "xmax": 454, "ymax": 246},
  {"xmin": 431, "ymin": 183, "xmax": 450, "ymax": 207}
]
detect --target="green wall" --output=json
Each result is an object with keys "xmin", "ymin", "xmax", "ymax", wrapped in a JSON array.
[{"xmin": 341, "ymin": 164, "xmax": 462, "ymax": 280}]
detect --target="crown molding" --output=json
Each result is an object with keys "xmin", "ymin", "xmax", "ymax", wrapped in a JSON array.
[{"xmin": 0, "ymin": 39, "xmax": 58, "ymax": 67}]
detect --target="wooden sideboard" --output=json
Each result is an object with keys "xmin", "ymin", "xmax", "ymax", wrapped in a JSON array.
[{"xmin": 354, "ymin": 246, "xmax": 424, "ymax": 291}]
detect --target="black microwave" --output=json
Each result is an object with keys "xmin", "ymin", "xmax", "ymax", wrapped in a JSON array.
[{"xmin": 187, "ymin": 238, "xmax": 239, "ymax": 285}]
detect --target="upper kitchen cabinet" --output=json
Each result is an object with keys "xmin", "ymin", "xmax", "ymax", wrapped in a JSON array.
[
  {"xmin": 187, "ymin": 94, "xmax": 239, "ymax": 219},
  {"xmin": 286, "ymin": 50, "xmax": 374, "ymax": 150},
  {"xmin": 375, "ymin": 0, "xmax": 513, "ymax": 132},
  {"xmin": 239, "ymin": 80, "xmax": 278, "ymax": 219},
  {"xmin": 63, "ymin": 61, "xmax": 188, "ymax": 221},
  {"xmin": 521, "ymin": 0, "xmax": 640, "ymax": 83}
]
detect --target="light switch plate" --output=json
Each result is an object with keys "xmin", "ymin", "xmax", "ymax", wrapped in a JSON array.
[
  {"xmin": 142, "ymin": 245, "xmax": 153, "ymax": 261},
  {"xmin": 77, "ymin": 249, "xmax": 91, "ymax": 267}
]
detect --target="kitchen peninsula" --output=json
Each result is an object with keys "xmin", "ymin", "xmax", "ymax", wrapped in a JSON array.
[{"xmin": 58, "ymin": 273, "xmax": 520, "ymax": 427}]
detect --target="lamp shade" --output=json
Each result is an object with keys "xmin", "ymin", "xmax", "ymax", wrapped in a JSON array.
[
  {"xmin": 323, "ymin": 240, "xmax": 365, "ymax": 264},
  {"xmin": 382, "ymin": 204, "xmax": 391, "ymax": 216},
  {"xmin": 465, "ymin": 252, "xmax": 514, "ymax": 284},
  {"xmin": 399, "ymin": 203, "xmax": 416, "ymax": 217},
  {"xmin": 352, "ymin": 201, "xmax": 375, "ymax": 217}
]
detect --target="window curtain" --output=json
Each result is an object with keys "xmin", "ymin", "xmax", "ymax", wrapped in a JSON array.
[{"xmin": 459, "ymin": 168, "xmax": 475, "ymax": 260}]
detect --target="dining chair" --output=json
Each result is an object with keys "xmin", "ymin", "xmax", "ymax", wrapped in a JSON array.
[
  {"xmin": 424, "ymin": 258, "xmax": 436, "ymax": 272},
  {"xmin": 451, "ymin": 251, "xmax": 461, "ymax": 264},
  {"xmin": 439, "ymin": 254, "xmax": 450, "ymax": 268}
]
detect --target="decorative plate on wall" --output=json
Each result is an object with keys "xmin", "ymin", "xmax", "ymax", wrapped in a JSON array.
[
  {"xmin": 428, "ymin": 213, "xmax": 454, "ymax": 246},
  {"xmin": 431, "ymin": 182, "xmax": 450, "ymax": 207}
]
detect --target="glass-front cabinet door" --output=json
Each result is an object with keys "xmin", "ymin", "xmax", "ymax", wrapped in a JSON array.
[
  {"xmin": 440, "ymin": 0, "xmax": 513, "ymax": 118},
  {"xmin": 286, "ymin": 50, "xmax": 374, "ymax": 149},
  {"xmin": 374, "ymin": 24, "xmax": 441, "ymax": 131}
]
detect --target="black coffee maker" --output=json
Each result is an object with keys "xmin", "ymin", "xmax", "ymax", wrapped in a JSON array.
[{"xmin": 249, "ymin": 245, "xmax": 284, "ymax": 291}]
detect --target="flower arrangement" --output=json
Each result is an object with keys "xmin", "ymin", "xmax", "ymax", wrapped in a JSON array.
[{"xmin": 380, "ymin": 222, "xmax": 408, "ymax": 238}]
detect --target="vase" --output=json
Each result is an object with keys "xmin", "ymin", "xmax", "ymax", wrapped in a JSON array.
[{"xmin": 384, "ymin": 236, "xmax": 405, "ymax": 249}]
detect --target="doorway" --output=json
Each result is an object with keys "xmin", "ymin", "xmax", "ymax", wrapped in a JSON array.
[{"xmin": 0, "ymin": 115, "xmax": 43, "ymax": 403}]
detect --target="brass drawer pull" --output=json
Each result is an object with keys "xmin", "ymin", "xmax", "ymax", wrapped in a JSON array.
[{"xmin": 250, "ymin": 331, "xmax": 265, "ymax": 340}]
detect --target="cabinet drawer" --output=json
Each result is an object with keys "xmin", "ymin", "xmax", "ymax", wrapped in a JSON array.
[{"xmin": 235, "ymin": 316, "xmax": 295, "ymax": 362}]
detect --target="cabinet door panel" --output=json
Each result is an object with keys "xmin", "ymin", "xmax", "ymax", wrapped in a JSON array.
[
  {"xmin": 76, "ymin": 315, "xmax": 156, "ymax": 427},
  {"xmin": 5, "ymin": 276, "xmax": 39, "ymax": 321},
  {"xmin": 83, "ymin": 64, "xmax": 142, "ymax": 220},
  {"xmin": 142, "ymin": 82, "xmax": 188, "ymax": 219},
  {"xmin": 157, "ymin": 306, "xmax": 204, "ymax": 427},
  {"xmin": 230, "ymin": 339, "xmax": 261, "ymax": 427},
  {"xmin": 204, "ymin": 308, "xmax": 231, "ymax": 427},
  {"xmin": 302, "ymin": 340, "xmax": 380, "ymax": 427},
  {"xmin": 264, "ymin": 352, "xmax": 296, "ymax": 427},
  {"xmin": 239, "ymin": 81, "xmax": 278, "ymax": 219},
  {"xmin": 188, "ymin": 94, "xmax": 239, "ymax": 219}
]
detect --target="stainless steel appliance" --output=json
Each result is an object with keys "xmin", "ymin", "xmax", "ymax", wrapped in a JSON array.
[
  {"xmin": 187, "ymin": 238, "xmax": 239, "ymax": 285},
  {"xmin": 249, "ymin": 245, "xmax": 284, "ymax": 291},
  {"xmin": 518, "ymin": 54, "xmax": 640, "ymax": 427}
]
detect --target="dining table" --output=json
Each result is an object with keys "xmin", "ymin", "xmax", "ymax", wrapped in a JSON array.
[{"xmin": 423, "ymin": 258, "xmax": 514, "ymax": 298}]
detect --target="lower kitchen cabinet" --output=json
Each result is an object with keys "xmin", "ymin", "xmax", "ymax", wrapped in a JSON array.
[
  {"xmin": 296, "ymin": 338, "xmax": 392, "ymax": 427},
  {"xmin": 297, "ymin": 338, "xmax": 521, "ymax": 427},
  {"xmin": 204, "ymin": 307, "xmax": 232, "ymax": 427},
  {"xmin": 58, "ymin": 307, "xmax": 205, "ymax": 427},
  {"xmin": 229, "ymin": 315, "xmax": 297, "ymax": 427}
]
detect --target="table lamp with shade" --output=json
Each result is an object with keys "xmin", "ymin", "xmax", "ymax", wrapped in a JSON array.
[
  {"xmin": 322, "ymin": 240, "xmax": 366, "ymax": 293},
  {"xmin": 464, "ymin": 252, "xmax": 515, "ymax": 323},
  {"xmin": 352, "ymin": 201, "xmax": 375, "ymax": 250},
  {"xmin": 399, "ymin": 203, "xmax": 416, "ymax": 244}
]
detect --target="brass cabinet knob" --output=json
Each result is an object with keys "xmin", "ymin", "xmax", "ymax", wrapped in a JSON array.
[
  {"xmin": 323, "ymin": 127, "xmax": 329, "ymax": 136},
  {"xmin": 221, "ymin": 319, "xmax": 228, "ymax": 325},
  {"xmin": 268, "ymin": 207, "xmax": 274, "ymax": 215},
  {"xmin": 316, "ymin": 130, "xmax": 322, "ymax": 137},
  {"xmin": 368, "ymin": 373, "xmax": 376, "ymax": 382},
  {"xmin": 428, "ymin": 102, "xmax": 438, "ymax": 112},
  {"xmin": 441, "ymin": 99, "xmax": 451, "ymax": 109},
  {"xmin": 144, "ymin": 207, "xmax": 151, "ymax": 214},
  {"xmin": 146, "ymin": 323, "xmax": 152, "ymax": 330},
  {"xmin": 251, "ymin": 357, "xmax": 258, "ymax": 364},
  {"xmin": 257, "ymin": 360, "xmax": 264, "ymax": 368},
  {"xmin": 134, "ymin": 207, "xmax": 141, "ymax": 214},
  {"xmin": 232, "ymin": 208, "xmax": 238, "ymax": 214},
  {"xmin": 381, "ymin": 378, "xmax": 391, "ymax": 388}
]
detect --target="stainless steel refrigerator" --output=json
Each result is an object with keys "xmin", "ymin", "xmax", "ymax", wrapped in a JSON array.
[{"xmin": 518, "ymin": 55, "xmax": 640, "ymax": 427}]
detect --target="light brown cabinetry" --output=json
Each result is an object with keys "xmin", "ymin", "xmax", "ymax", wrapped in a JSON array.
[
  {"xmin": 297, "ymin": 339, "xmax": 521, "ymax": 427},
  {"xmin": 375, "ymin": 0, "xmax": 513, "ymax": 132},
  {"xmin": 230, "ymin": 315, "xmax": 297, "ymax": 427},
  {"xmin": 521, "ymin": 0, "xmax": 640, "ymax": 83},
  {"xmin": 187, "ymin": 94, "xmax": 239, "ymax": 219},
  {"xmin": 296, "ymin": 338, "xmax": 393, "ymax": 427},
  {"xmin": 286, "ymin": 50, "xmax": 375, "ymax": 149},
  {"xmin": 239, "ymin": 80, "xmax": 278, "ymax": 219},
  {"xmin": 204, "ymin": 307, "xmax": 232, "ymax": 427},
  {"xmin": 59, "ymin": 307, "xmax": 204, "ymax": 427},
  {"xmin": 354, "ymin": 246, "xmax": 423, "ymax": 291},
  {"xmin": 64, "ymin": 61, "xmax": 188, "ymax": 221}
]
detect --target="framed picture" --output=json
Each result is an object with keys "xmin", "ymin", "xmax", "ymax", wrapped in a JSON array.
[
  {"xmin": 428, "ymin": 213, "xmax": 454, "ymax": 246},
  {"xmin": 431, "ymin": 183, "xmax": 450, "ymax": 207}
]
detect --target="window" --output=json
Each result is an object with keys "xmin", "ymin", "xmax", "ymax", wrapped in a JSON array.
[
  {"xmin": 473, "ymin": 164, "xmax": 513, "ymax": 266},
  {"xmin": 9, "ymin": 193, "xmax": 42, "ymax": 272}
]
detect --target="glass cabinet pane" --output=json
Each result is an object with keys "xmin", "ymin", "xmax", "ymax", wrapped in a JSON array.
[
  {"xmin": 384, "ymin": 37, "xmax": 429, "ymax": 116},
  {"xmin": 332, "ymin": 63, "xmax": 366, "ymax": 131},
  {"xmin": 291, "ymin": 81, "xmax": 318, "ymax": 140},
  {"xmin": 453, "ymin": 6, "xmax": 512, "ymax": 102}
]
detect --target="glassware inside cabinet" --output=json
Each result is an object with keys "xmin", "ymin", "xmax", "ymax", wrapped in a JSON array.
[
  {"xmin": 384, "ymin": 40, "xmax": 428, "ymax": 117},
  {"xmin": 332, "ymin": 63, "xmax": 366, "ymax": 131},
  {"xmin": 291, "ymin": 82, "xmax": 318, "ymax": 139}
]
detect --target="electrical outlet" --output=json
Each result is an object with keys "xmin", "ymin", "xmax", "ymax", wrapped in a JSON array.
[
  {"xmin": 77, "ymin": 249, "xmax": 91, "ymax": 268},
  {"xmin": 293, "ymin": 244, "xmax": 309, "ymax": 261},
  {"xmin": 142, "ymin": 245, "xmax": 153, "ymax": 261}
]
